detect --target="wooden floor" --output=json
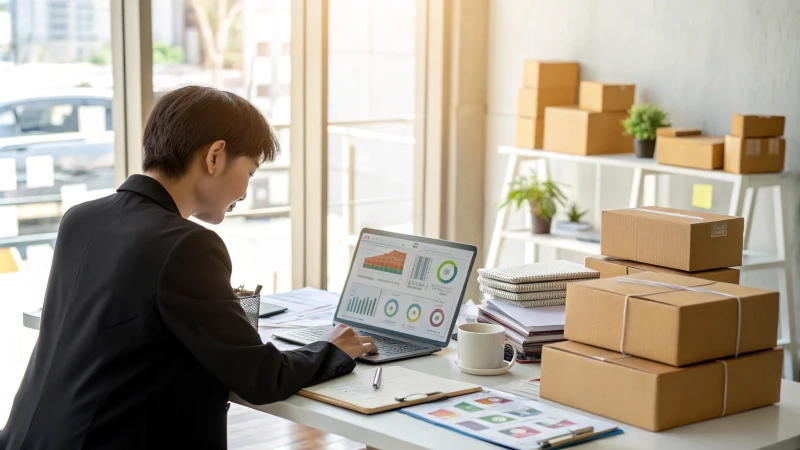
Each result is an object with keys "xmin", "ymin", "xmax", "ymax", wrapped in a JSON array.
[{"xmin": 227, "ymin": 403, "xmax": 365, "ymax": 450}]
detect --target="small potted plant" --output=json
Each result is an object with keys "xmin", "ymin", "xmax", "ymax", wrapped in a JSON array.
[
  {"xmin": 502, "ymin": 173, "xmax": 566, "ymax": 234},
  {"xmin": 622, "ymin": 103, "xmax": 671, "ymax": 158},
  {"xmin": 555, "ymin": 203, "xmax": 593, "ymax": 235}
]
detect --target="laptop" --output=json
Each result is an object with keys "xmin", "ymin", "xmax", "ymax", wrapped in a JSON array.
[{"xmin": 274, "ymin": 228, "xmax": 477, "ymax": 363}]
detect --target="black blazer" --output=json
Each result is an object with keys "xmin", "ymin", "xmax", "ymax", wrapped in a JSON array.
[{"xmin": 0, "ymin": 175, "xmax": 354, "ymax": 449}]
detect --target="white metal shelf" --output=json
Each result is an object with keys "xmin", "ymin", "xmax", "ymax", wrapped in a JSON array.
[{"xmin": 487, "ymin": 145, "xmax": 798, "ymax": 381}]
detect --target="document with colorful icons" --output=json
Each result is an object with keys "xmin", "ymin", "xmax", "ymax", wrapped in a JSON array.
[{"xmin": 401, "ymin": 390, "xmax": 621, "ymax": 449}]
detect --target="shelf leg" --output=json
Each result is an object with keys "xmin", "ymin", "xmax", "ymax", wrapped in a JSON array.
[
  {"xmin": 629, "ymin": 168, "xmax": 644, "ymax": 208},
  {"xmin": 742, "ymin": 186, "xmax": 757, "ymax": 249},
  {"xmin": 773, "ymin": 183, "xmax": 798, "ymax": 380},
  {"xmin": 486, "ymin": 154, "xmax": 521, "ymax": 269}
]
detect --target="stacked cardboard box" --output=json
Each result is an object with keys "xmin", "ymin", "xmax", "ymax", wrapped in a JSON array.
[
  {"xmin": 543, "ymin": 81, "xmax": 634, "ymax": 155},
  {"xmin": 515, "ymin": 61, "xmax": 579, "ymax": 149},
  {"xmin": 724, "ymin": 115, "xmax": 786, "ymax": 174},
  {"xmin": 655, "ymin": 127, "xmax": 726, "ymax": 170},
  {"xmin": 540, "ymin": 206, "xmax": 782, "ymax": 431}
]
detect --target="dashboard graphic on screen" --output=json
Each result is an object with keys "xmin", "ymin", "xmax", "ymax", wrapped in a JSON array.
[{"xmin": 336, "ymin": 232, "xmax": 474, "ymax": 343}]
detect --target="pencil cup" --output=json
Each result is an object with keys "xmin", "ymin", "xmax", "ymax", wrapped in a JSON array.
[{"xmin": 237, "ymin": 294, "xmax": 260, "ymax": 330}]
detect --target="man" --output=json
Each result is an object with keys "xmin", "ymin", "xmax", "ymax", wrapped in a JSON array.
[{"xmin": 0, "ymin": 86, "xmax": 378, "ymax": 449}]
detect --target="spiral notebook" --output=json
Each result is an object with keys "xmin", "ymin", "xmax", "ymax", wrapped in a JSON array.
[
  {"xmin": 479, "ymin": 285, "xmax": 565, "ymax": 302},
  {"xmin": 478, "ymin": 261, "xmax": 599, "ymax": 284},
  {"xmin": 477, "ymin": 276, "xmax": 569, "ymax": 293}
]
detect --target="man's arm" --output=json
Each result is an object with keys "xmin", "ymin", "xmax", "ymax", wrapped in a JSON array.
[{"xmin": 156, "ymin": 228, "xmax": 355, "ymax": 405}]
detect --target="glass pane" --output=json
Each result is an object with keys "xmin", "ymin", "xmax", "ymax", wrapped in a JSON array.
[
  {"xmin": 327, "ymin": 0, "xmax": 416, "ymax": 291},
  {"xmin": 0, "ymin": 1, "xmax": 115, "ymax": 426},
  {"xmin": 151, "ymin": 0, "xmax": 292, "ymax": 294}
]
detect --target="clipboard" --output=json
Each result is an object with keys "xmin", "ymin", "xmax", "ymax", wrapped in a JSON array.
[{"xmin": 298, "ymin": 366, "xmax": 482, "ymax": 414}]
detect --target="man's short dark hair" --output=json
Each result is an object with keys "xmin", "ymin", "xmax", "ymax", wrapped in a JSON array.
[{"xmin": 142, "ymin": 85, "xmax": 279, "ymax": 177}]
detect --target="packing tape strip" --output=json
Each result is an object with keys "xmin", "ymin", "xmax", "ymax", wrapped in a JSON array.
[
  {"xmin": 632, "ymin": 208, "xmax": 704, "ymax": 221},
  {"xmin": 617, "ymin": 277, "xmax": 742, "ymax": 357}
]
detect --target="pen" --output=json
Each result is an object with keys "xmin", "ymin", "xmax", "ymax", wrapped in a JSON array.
[{"xmin": 372, "ymin": 367, "xmax": 382, "ymax": 389}]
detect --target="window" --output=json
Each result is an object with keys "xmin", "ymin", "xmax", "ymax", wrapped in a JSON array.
[
  {"xmin": 326, "ymin": 0, "xmax": 418, "ymax": 291},
  {"xmin": 0, "ymin": 2, "xmax": 115, "ymax": 427},
  {"xmin": 151, "ymin": 0, "xmax": 292, "ymax": 295}
]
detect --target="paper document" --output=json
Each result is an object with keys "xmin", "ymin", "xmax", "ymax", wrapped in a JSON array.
[
  {"xmin": 485, "ymin": 299, "xmax": 565, "ymax": 330},
  {"xmin": 402, "ymin": 390, "xmax": 620, "ymax": 449},
  {"xmin": 258, "ymin": 287, "xmax": 338, "ymax": 328},
  {"xmin": 496, "ymin": 378, "xmax": 541, "ymax": 399}
]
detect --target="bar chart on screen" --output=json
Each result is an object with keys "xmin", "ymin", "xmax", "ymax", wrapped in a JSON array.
[{"xmin": 343, "ymin": 282, "xmax": 383, "ymax": 318}]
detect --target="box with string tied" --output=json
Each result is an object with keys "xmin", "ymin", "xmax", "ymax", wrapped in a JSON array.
[{"xmin": 562, "ymin": 272, "xmax": 778, "ymax": 367}]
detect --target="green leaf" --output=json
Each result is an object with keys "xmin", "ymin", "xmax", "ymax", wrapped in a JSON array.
[{"xmin": 621, "ymin": 103, "xmax": 672, "ymax": 141}]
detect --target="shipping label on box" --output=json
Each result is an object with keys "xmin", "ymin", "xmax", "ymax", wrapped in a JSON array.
[
  {"xmin": 540, "ymin": 341, "xmax": 782, "ymax": 432},
  {"xmin": 731, "ymin": 114, "xmax": 785, "ymax": 138},
  {"xmin": 578, "ymin": 82, "xmax": 635, "ymax": 112},
  {"xmin": 584, "ymin": 255, "xmax": 740, "ymax": 284},
  {"xmin": 600, "ymin": 206, "xmax": 743, "ymax": 271},
  {"xmin": 724, "ymin": 135, "xmax": 786, "ymax": 174},
  {"xmin": 564, "ymin": 271, "xmax": 778, "ymax": 366},
  {"xmin": 655, "ymin": 136, "xmax": 724, "ymax": 170}
]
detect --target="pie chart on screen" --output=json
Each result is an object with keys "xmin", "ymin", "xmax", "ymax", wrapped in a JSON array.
[
  {"xmin": 429, "ymin": 309, "xmax": 445, "ymax": 327},
  {"xmin": 406, "ymin": 304, "xmax": 422, "ymax": 323}
]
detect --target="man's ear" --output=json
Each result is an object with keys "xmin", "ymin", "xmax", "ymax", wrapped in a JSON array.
[{"xmin": 204, "ymin": 140, "xmax": 227, "ymax": 175}]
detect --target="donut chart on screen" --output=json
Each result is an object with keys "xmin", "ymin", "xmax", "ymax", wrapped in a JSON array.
[
  {"xmin": 383, "ymin": 299, "xmax": 399, "ymax": 317},
  {"xmin": 406, "ymin": 304, "xmax": 422, "ymax": 322},
  {"xmin": 437, "ymin": 260, "xmax": 458, "ymax": 284},
  {"xmin": 429, "ymin": 308, "xmax": 445, "ymax": 327}
]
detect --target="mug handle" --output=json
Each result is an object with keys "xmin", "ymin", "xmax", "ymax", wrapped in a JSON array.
[{"xmin": 501, "ymin": 340, "xmax": 517, "ymax": 372}]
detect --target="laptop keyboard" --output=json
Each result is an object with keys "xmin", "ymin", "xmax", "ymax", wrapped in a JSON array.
[{"xmin": 286, "ymin": 326, "xmax": 430, "ymax": 356}]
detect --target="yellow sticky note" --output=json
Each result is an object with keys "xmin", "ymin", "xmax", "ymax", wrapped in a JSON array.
[{"xmin": 692, "ymin": 184, "xmax": 713, "ymax": 210}]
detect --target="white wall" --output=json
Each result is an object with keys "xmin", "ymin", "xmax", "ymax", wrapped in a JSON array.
[{"xmin": 484, "ymin": 0, "xmax": 800, "ymax": 295}]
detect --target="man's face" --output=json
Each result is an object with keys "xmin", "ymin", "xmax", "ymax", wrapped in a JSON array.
[{"xmin": 194, "ymin": 143, "xmax": 259, "ymax": 224}]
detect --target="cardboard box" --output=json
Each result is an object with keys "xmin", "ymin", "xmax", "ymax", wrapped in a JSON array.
[
  {"xmin": 601, "ymin": 206, "xmax": 744, "ymax": 271},
  {"xmin": 563, "ymin": 271, "xmax": 778, "ymax": 366},
  {"xmin": 517, "ymin": 87, "xmax": 577, "ymax": 118},
  {"xmin": 656, "ymin": 127, "xmax": 701, "ymax": 137},
  {"xmin": 584, "ymin": 255, "xmax": 740, "ymax": 284},
  {"xmin": 522, "ymin": 61, "xmax": 580, "ymax": 89},
  {"xmin": 516, "ymin": 117, "xmax": 544, "ymax": 149},
  {"xmin": 724, "ymin": 135, "xmax": 786, "ymax": 174},
  {"xmin": 656, "ymin": 136, "xmax": 725, "ymax": 170},
  {"xmin": 731, "ymin": 115, "xmax": 785, "ymax": 138},
  {"xmin": 540, "ymin": 341, "xmax": 782, "ymax": 431},
  {"xmin": 578, "ymin": 82, "xmax": 635, "ymax": 112},
  {"xmin": 543, "ymin": 107, "xmax": 632, "ymax": 155}
]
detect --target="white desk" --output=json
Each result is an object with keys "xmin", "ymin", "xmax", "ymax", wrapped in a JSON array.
[
  {"xmin": 23, "ymin": 311, "xmax": 800, "ymax": 449},
  {"xmin": 234, "ymin": 328, "xmax": 800, "ymax": 450}
]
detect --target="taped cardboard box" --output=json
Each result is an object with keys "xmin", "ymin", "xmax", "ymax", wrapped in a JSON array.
[
  {"xmin": 601, "ymin": 206, "xmax": 744, "ymax": 271},
  {"xmin": 517, "ymin": 87, "xmax": 577, "ymax": 118},
  {"xmin": 656, "ymin": 127, "xmax": 701, "ymax": 137},
  {"xmin": 540, "ymin": 341, "xmax": 782, "ymax": 432},
  {"xmin": 516, "ymin": 117, "xmax": 544, "ymax": 149},
  {"xmin": 543, "ymin": 106, "xmax": 632, "ymax": 156},
  {"xmin": 522, "ymin": 61, "xmax": 579, "ymax": 89},
  {"xmin": 724, "ymin": 135, "xmax": 786, "ymax": 174},
  {"xmin": 731, "ymin": 114, "xmax": 785, "ymax": 138},
  {"xmin": 578, "ymin": 82, "xmax": 635, "ymax": 112},
  {"xmin": 656, "ymin": 136, "xmax": 724, "ymax": 170},
  {"xmin": 564, "ymin": 272, "xmax": 778, "ymax": 366},
  {"xmin": 584, "ymin": 255, "xmax": 740, "ymax": 284}
]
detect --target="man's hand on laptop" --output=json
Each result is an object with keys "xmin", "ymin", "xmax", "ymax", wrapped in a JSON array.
[{"xmin": 322, "ymin": 324, "xmax": 379, "ymax": 359}]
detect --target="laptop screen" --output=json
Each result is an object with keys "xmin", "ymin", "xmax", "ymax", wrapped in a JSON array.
[{"xmin": 334, "ymin": 229, "xmax": 477, "ymax": 347}]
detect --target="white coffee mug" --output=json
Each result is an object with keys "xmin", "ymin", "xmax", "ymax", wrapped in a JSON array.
[{"xmin": 457, "ymin": 323, "xmax": 516, "ymax": 374}]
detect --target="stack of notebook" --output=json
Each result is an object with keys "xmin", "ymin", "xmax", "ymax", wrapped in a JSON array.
[
  {"xmin": 477, "ymin": 260, "xmax": 599, "ymax": 307},
  {"xmin": 478, "ymin": 299, "xmax": 566, "ymax": 363}
]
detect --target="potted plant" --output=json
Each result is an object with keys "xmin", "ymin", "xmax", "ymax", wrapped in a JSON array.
[
  {"xmin": 555, "ymin": 203, "xmax": 593, "ymax": 235},
  {"xmin": 622, "ymin": 103, "xmax": 671, "ymax": 158},
  {"xmin": 502, "ymin": 173, "xmax": 566, "ymax": 234}
]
